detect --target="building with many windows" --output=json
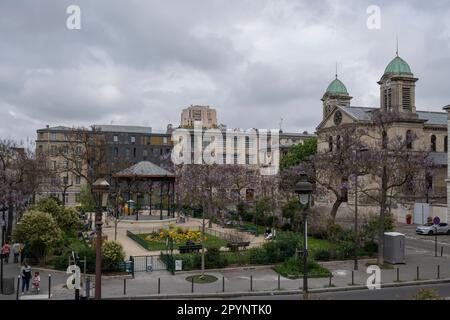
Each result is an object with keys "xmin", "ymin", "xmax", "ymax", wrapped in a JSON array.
[
  {"xmin": 35, "ymin": 124, "xmax": 173, "ymax": 206},
  {"xmin": 181, "ymin": 105, "xmax": 217, "ymax": 129}
]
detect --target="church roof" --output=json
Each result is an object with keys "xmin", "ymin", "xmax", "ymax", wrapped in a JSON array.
[
  {"xmin": 339, "ymin": 107, "xmax": 446, "ymax": 125},
  {"xmin": 416, "ymin": 111, "xmax": 448, "ymax": 125},
  {"xmin": 326, "ymin": 78, "xmax": 348, "ymax": 95},
  {"xmin": 384, "ymin": 56, "xmax": 413, "ymax": 75},
  {"xmin": 113, "ymin": 161, "xmax": 174, "ymax": 178}
]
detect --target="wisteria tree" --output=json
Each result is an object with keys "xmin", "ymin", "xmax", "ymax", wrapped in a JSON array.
[
  {"xmin": 0, "ymin": 139, "xmax": 49, "ymax": 240},
  {"xmin": 359, "ymin": 110, "xmax": 431, "ymax": 264}
]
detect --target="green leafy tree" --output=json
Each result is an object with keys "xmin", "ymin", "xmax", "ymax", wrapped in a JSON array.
[
  {"xmin": 280, "ymin": 138, "xmax": 317, "ymax": 169},
  {"xmin": 281, "ymin": 198, "xmax": 302, "ymax": 232},
  {"xmin": 33, "ymin": 197, "xmax": 61, "ymax": 216},
  {"xmin": 57, "ymin": 206, "xmax": 83, "ymax": 235},
  {"xmin": 102, "ymin": 241, "xmax": 125, "ymax": 271},
  {"xmin": 79, "ymin": 185, "xmax": 96, "ymax": 213},
  {"xmin": 33, "ymin": 197, "xmax": 82, "ymax": 235},
  {"xmin": 12, "ymin": 210, "xmax": 63, "ymax": 262}
]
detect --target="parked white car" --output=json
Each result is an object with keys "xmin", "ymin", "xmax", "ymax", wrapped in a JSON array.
[{"xmin": 416, "ymin": 223, "xmax": 450, "ymax": 235}]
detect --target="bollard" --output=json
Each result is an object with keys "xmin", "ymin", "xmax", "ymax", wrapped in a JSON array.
[
  {"xmin": 16, "ymin": 276, "xmax": 20, "ymax": 300},
  {"xmin": 250, "ymin": 275, "xmax": 253, "ymax": 292},
  {"xmin": 396, "ymin": 268, "xmax": 400, "ymax": 282},
  {"xmin": 329, "ymin": 273, "xmax": 332, "ymax": 287},
  {"xmin": 85, "ymin": 277, "xmax": 90, "ymax": 299},
  {"xmin": 437, "ymin": 265, "xmax": 440, "ymax": 279},
  {"xmin": 278, "ymin": 274, "xmax": 280, "ymax": 290},
  {"xmin": 416, "ymin": 266, "xmax": 420, "ymax": 280},
  {"xmin": 222, "ymin": 277, "xmax": 225, "ymax": 292},
  {"xmin": 123, "ymin": 278, "xmax": 126, "ymax": 295},
  {"xmin": 441, "ymin": 247, "xmax": 444, "ymax": 257},
  {"xmin": 351, "ymin": 270, "xmax": 354, "ymax": 285},
  {"xmin": 48, "ymin": 274, "xmax": 51, "ymax": 299},
  {"xmin": 191, "ymin": 277, "xmax": 194, "ymax": 293},
  {"xmin": 158, "ymin": 278, "xmax": 160, "ymax": 294}
]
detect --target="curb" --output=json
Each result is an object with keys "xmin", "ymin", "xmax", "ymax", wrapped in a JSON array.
[
  {"xmin": 21, "ymin": 266, "xmax": 132, "ymax": 280},
  {"xmin": 104, "ymin": 277, "xmax": 450, "ymax": 300},
  {"xmin": 174, "ymin": 265, "xmax": 277, "ymax": 275}
]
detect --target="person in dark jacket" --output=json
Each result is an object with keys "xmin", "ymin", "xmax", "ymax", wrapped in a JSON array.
[{"xmin": 20, "ymin": 262, "xmax": 32, "ymax": 294}]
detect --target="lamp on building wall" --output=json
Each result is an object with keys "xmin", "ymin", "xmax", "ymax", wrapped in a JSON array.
[
  {"xmin": 293, "ymin": 173, "xmax": 313, "ymax": 295},
  {"xmin": 92, "ymin": 178, "xmax": 110, "ymax": 300}
]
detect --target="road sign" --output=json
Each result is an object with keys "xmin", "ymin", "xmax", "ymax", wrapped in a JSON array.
[{"xmin": 433, "ymin": 216, "xmax": 440, "ymax": 225}]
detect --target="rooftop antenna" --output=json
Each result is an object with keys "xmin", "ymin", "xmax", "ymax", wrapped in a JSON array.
[{"xmin": 396, "ymin": 36, "xmax": 399, "ymax": 56}]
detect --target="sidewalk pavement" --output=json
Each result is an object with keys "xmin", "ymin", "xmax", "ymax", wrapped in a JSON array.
[{"xmin": 3, "ymin": 247, "xmax": 450, "ymax": 300}]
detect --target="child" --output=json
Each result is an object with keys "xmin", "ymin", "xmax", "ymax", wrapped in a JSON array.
[{"xmin": 32, "ymin": 271, "xmax": 40, "ymax": 294}]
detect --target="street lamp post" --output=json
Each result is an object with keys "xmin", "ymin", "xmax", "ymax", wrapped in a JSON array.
[
  {"xmin": 92, "ymin": 178, "xmax": 110, "ymax": 300},
  {"xmin": 293, "ymin": 173, "xmax": 313, "ymax": 296},
  {"xmin": 353, "ymin": 147, "xmax": 368, "ymax": 271}
]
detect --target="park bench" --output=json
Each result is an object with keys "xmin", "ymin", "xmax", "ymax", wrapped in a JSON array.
[
  {"xmin": 178, "ymin": 244, "xmax": 202, "ymax": 254},
  {"xmin": 247, "ymin": 227, "xmax": 257, "ymax": 235},
  {"xmin": 226, "ymin": 241, "xmax": 251, "ymax": 252}
]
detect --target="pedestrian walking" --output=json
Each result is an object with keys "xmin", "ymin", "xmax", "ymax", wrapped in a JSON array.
[
  {"xmin": 1, "ymin": 242, "xmax": 11, "ymax": 263},
  {"xmin": 20, "ymin": 262, "xmax": 32, "ymax": 294},
  {"xmin": 12, "ymin": 242, "xmax": 20, "ymax": 263}
]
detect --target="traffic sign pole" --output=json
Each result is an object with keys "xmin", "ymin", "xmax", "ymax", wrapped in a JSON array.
[{"xmin": 433, "ymin": 217, "xmax": 440, "ymax": 257}]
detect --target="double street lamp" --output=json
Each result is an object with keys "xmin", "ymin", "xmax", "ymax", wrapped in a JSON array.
[
  {"xmin": 92, "ymin": 178, "xmax": 110, "ymax": 300},
  {"xmin": 293, "ymin": 173, "xmax": 313, "ymax": 295}
]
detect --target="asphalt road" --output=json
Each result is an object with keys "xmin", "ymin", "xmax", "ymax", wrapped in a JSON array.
[
  {"xmin": 216, "ymin": 283, "xmax": 450, "ymax": 300},
  {"xmin": 395, "ymin": 224, "xmax": 450, "ymax": 255}
]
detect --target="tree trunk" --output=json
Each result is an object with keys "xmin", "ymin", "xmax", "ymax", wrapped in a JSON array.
[
  {"xmin": 6, "ymin": 204, "xmax": 14, "ymax": 241},
  {"xmin": 329, "ymin": 197, "xmax": 343, "ymax": 224},
  {"xmin": 378, "ymin": 165, "xmax": 388, "ymax": 266},
  {"xmin": 201, "ymin": 211, "xmax": 206, "ymax": 277}
]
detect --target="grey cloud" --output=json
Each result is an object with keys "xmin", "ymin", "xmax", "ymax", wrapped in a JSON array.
[{"xmin": 0, "ymin": 0, "xmax": 449, "ymax": 142}]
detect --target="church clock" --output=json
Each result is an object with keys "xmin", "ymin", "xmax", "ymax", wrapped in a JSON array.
[{"xmin": 334, "ymin": 110, "xmax": 342, "ymax": 125}]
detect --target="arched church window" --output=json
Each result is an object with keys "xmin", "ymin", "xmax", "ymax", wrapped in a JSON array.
[
  {"xmin": 336, "ymin": 135, "xmax": 341, "ymax": 150},
  {"xmin": 431, "ymin": 135, "xmax": 436, "ymax": 152},
  {"xmin": 406, "ymin": 130, "xmax": 413, "ymax": 150},
  {"xmin": 328, "ymin": 136, "xmax": 333, "ymax": 152}
]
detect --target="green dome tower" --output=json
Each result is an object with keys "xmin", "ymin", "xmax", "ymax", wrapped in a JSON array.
[
  {"xmin": 321, "ymin": 74, "xmax": 352, "ymax": 119},
  {"xmin": 377, "ymin": 52, "xmax": 418, "ymax": 115}
]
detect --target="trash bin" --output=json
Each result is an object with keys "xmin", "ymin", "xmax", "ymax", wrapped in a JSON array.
[
  {"xmin": 384, "ymin": 232, "xmax": 405, "ymax": 264},
  {"xmin": 1, "ymin": 277, "xmax": 15, "ymax": 295}
]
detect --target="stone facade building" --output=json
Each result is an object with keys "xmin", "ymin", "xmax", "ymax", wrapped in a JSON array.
[
  {"xmin": 316, "ymin": 53, "xmax": 448, "ymax": 207},
  {"xmin": 181, "ymin": 105, "xmax": 217, "ymax": 129}
]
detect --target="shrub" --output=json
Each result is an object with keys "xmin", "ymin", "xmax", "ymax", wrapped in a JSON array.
[
  {"xmin": 13, "ymin": 210, "xmax": 63, "ymax": 263},
  {"xmin": 335, "ymin": 242, "xmax": 355, "ymax": 260},
  {"xmin": 275, "ymin": 257, "xmax": 329, "ymax": 278},
  {"xmin": 173, "ymin": 253, "xmax": 201, "ymax": 271},
  {"xmin": 249, "ymin": 247, "xmax": 268, "ymax": 264},
  {"xmin": 281, "ymin": 223, "xmax": 292, "ymax": 231},
  {"xmin": 363, "ymin": 241, "xmax": 378, "ymax": 255},
  {"xmin": 314, "ymin": 249, "xmax": 331, "ymax": 261},
  {"xmin": 205, "ymin": 246, "xmax": 228, "ymax": 268},
  {"xmin": 57, "ymin": 207, "xmax": 83, "ymax": 235},
  {"xmin": 102, "ymin": 241, "xmax": 125, "ymax": 272}
]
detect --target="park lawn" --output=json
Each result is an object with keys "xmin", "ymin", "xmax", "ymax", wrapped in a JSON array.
[
  {"xmin": 136, "ymin": 233, "xmax": 228, "ymax": 251},
  {"xmin": 242, "ymin": 222, "xmax": 266, "ymax": 235},
  {"xmin": 308, "ymin": 237, "xmax": 334, "ymax": 253}
]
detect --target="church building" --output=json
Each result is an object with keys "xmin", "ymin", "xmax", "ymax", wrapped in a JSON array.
[{"xmin": 316, "ymin": 52, "xmax": 448, "ymax": 207}]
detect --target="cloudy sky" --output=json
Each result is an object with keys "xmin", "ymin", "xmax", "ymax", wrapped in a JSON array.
[{"xmin": 0, "ymin": 0, "xmax": 449, "ymax": 143}]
